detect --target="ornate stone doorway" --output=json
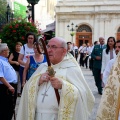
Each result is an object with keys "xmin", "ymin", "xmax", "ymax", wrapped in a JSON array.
[
  {"xmin": 76, "ymin": 25, "xmax": 92, "ymax": 47},
  {"xmin": 117, "ymin": 27, "xmax": 120, "ymax": 40}
]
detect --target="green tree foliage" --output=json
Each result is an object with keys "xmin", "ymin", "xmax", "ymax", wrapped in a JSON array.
[
  {"xmin": 0, "ymin": 0, "xmax": 7, "ymax": 19},
  {"xmin": 1, "ymin": 20, "xmax": 38, "ymax": 51}
]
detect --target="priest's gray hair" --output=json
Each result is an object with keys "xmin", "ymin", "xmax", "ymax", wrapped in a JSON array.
[
  {"xmin": 0, "ymin": 43, "xmax": 8, "ymax": 53},
  {"xmin": 61, "ymin": 40, "xmax": 67, "ymax": 49},
  {"xmin": 52, "ymin": 37, "xmax": 67, "ymax": 49}
]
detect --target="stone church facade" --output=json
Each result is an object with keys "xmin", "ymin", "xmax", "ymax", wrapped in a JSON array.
[{"xmin": 55, "ymin": 0, "xmax": 120, "ymax": 47}]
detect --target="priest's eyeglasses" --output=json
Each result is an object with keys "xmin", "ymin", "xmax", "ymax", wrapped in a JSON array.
[{"xmin": 46, "ymin": 45, "xmax": 63, "ymax": 50}]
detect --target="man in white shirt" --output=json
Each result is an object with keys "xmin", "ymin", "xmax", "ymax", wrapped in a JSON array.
[
  {"xmin": 103, "ymin": 40, "xmax": 120, "ymax": 85},
  {"xmin": 72, "ymin": 43, "xmax": 78, "ymax": 60},
  {"xmin": 79, "ymin": 43, "xmax": 86, "ymax": 67},
  {"xmin": 83, "ymin": 43, "xmax": 91, "ymax": 68}
]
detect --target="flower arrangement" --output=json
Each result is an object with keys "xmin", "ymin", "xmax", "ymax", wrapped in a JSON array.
[{"xmin": 1, "ymin": 20, "xmax": 38, "ymax": 51}]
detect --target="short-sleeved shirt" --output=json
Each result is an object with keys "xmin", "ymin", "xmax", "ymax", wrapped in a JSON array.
[
  {"xmin": 20, "ymin": 44, "xmax": 34, "ymax": 67},
  {"xmin": 73, "ymin": 46, "xmax": 78, "ymax": 55},
  {"xmin": 79, "ymin": 46, "xmax": 85, "ymax": 53},
  {"xmin": 0, "ymin": 56, "xmax": 17, "ymax": 84}
]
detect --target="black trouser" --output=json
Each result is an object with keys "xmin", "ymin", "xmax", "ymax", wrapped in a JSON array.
[
  {"xmin": 93, "ymin": 68, "xmax": 102, "ymax": 93},
  {"xmin": 79, "ymin": 53, "xmax": 84, "ymax": 66},
  {"xmin": 89, "ymin": 58, "xmax": 92, "ymax": 70},
  {"xmin": 19, "ymin": 66, "xmax": 24, "ymax": 85},
  {"xmin": 89, "ymin": 58, "xmax": 94, "ymax": 75},
  {"xmin": 84, "ymin": 56, "xmax": 89, "ymax": 68},
  {"xmin": 0, "ymin": 83, "xmax": 17, "ymax": 120},
  {"xmin": 75, "ymin": 53, "xmax": 78, "ymax": 61}
]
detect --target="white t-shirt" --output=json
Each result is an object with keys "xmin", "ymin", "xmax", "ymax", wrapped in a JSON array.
[
  {"xmin": 73, "ymin": 46, "xmax": 78, "ymax": 50},
  {"xmin": 20, "ymin": 44, "xmax": 34, "ymax": 67},
  {"xmin": 83, "ymin": 46, "xmax": 91, "ymax": 55},
  {"xmin": 79, "ymin": 46, "xmax": 84, "ymax": 53}
]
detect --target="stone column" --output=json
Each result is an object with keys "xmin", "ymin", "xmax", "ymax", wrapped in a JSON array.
[
  {"xmin": 58, "ymin": 19, "xmax": 66, "ymax": 38},
  {"xmin": 100, "ymin": 19, "xmax": 104, "ymax": 37},
  {"xmin": 94, "ymin": 15, "xmax": 99, "ymax": 42},
  {"xmin": 65, "ymin": 20, "xmax": 71, "ymax": 42},
  {"xmin": 55, "ymin": 15, "xmax": 58, "ymax": 36}
]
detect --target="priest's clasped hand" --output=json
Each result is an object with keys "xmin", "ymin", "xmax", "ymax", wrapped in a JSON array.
[
  {"xmin": 50, "ymin": 77, "xmax": 62, "ymax": 89},
  {"xmin": 39, "ymin": 73, "xmax": 50, "ymax": 85},
  {"xmin": 39, "ymin": 73, "xmax": 62, "ymax": 89}
]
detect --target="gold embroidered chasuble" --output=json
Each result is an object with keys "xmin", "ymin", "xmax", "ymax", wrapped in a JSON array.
[
  {"xmin": 16, "ymin": 54, "xmax": 95, "ymax": 120},
  {"xmin": 96, "ymin": 52, "xmax": 120, "ymax": 120}
]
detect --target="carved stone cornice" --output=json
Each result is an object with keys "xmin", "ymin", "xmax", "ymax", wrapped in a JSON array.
[
  {"xmin": 58, "ymin": 19, "xmax": 70, "ymax": 22},
  {"xmin": 56, "ymin": 2, "xmax": 120, "ymax": 15},
  {"xmin": 56, "ymin": 10, "xmax": 120, "ymax": 15},
  {"xmin": 97, "ymin": 18, "xmax": 111, "ymax": 22}
]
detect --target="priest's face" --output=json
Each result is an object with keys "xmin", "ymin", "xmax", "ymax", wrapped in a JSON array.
[{"xmin": 47, "ymin": 38, "xmax": 67, "ymax": 64}]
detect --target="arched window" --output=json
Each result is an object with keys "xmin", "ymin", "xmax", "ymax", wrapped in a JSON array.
[{"xmin": 77, "ymin": 25, "xmax": 92, "ymax": 32}]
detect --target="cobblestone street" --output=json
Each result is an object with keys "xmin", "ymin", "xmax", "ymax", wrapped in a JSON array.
[
  {"xmin": 81, "ymin": 67, "xmax": 102, "ymax": 120},
  {"xmin": 14, "ymin": 66, "xmax": 101, "ymax": 120}
]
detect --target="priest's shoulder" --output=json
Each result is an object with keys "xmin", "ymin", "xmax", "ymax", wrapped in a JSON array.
[
  {"xmin": 37, "ymin": 62, "xmax": 48, "ymax": 69},
  {"xmin": 61, "ymin": 60, "xmax": 78, "ymax": 69}
]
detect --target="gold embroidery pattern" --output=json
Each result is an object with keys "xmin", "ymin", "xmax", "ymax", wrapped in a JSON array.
[
  {"xmin": 63, "ymin": 83, "xmax": 74, "ymax": 119},
  {"xmin": 97, "ymin": 55, "xmax": 120, "ymax": 120},
  {"xmin": 28, "ymin": 74, "xmax": 40, "ymax": 120},
  {"xmin": 56, "ymin": 73, "xmax": 78, "ymax": 120},
  {"xmin": 62, "ymin": 82, "xmax": 78, "ymax": 120}
]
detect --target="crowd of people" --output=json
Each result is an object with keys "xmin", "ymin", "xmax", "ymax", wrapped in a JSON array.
[
  {"xmin": 0, "ymin": 34, "xmax": 120, "ymax": 120},
  {"xmin": 66, "ymin": 36, "xmax": 120, "ymax": 119},
  {"xmin": 67, "ymin": 37, "xmax": 118, "ymax": 95}
]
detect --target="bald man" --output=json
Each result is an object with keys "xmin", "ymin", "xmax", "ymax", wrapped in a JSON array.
[
  {"xmin": 91, "ymin": 37, "xmax": 106, "ymax": 95},
  {"xmin": 17, "ymin": 37, "xmax": 94, "ymax": 120}
]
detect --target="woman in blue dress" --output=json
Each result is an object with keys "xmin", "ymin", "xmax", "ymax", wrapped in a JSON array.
[{"xmin": 22, "ymin": 41, "xmax": 47, "ymax": 87}]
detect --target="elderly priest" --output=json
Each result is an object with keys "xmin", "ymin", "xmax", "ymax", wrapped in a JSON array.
[{"xmin": 17, "ymin": 37, "xmax": 95, "ymax": 120}]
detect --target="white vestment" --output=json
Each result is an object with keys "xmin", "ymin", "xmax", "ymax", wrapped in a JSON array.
[
  {"xmin": 16, "ymin": 53, "xmax": 95, "ymax": 120},
  {"xmin": 35, "ymin": 81, "xmax": 58, "ymax": 120},
  {"xmin": 96, "ymin": 52, "xmax": 120, "ymax": 120},
  {"xmin": 102, "ymin": 56, "xmax": 120, "ymax": 120}
]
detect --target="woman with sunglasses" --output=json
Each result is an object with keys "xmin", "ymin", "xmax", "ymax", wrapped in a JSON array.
[{"xmin": 18, "ymin": 32, "xmax": 36, "ymax": 88}]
